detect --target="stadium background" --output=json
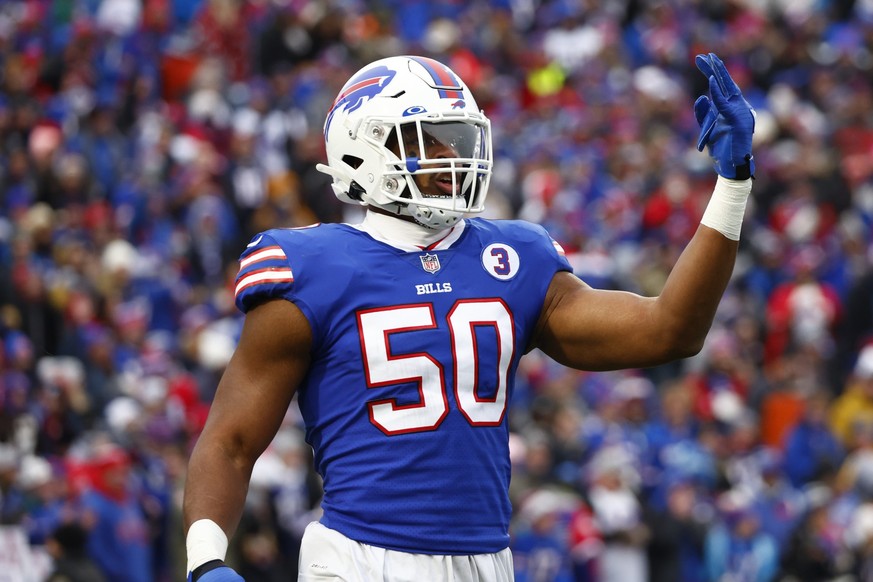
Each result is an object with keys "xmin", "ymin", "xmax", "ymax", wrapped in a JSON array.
[{"xmin": 2, "ymin": 0, "xmax": 873, "ymax": 580}]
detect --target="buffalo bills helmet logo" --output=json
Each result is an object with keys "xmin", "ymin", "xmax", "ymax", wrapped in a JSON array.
[
  {"xmin": 325, "ymin": 65, "xmax": 396, "ymax": 140},
  {"xmin": 451, "ymin": 100, "xmax": 466, "ymax": 109}
]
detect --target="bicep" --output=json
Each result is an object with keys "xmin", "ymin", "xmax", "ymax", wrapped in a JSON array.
[
  {"xmin": 199, "ymin": 299, "xmax": 312, "ymax": 462},
  {"xmin": 532, "ymin": 271, "xmax": 677, "ymax": 370}
]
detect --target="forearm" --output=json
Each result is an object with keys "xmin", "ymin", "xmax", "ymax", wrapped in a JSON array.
[
  {"xmin": 182, "ymin": 432, "xmax": 261, "ymax": 575},
  {"xmin": 656, "ymin": 177, "xmax": 749, "ymax": 353},
  {"xmin": 183, "ymin": 438, "xmax": 253, "ymax": 533}
]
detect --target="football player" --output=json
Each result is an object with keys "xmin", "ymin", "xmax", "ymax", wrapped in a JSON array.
[{"xmin": 183, "ymin": 53, "xmax": 755, "ymax": 582}]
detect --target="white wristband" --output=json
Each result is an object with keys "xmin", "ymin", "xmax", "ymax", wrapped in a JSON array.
[
  {"xmin": 700, "ymin": 176, "xmax": 752, "ymax": 241},
  {"xmin": 186, "ymin": 519, "xmax": 228, "ymax": 573}
]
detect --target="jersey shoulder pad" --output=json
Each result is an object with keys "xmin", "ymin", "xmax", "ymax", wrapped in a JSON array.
[
  {"xmin": 468, "ymin": 218, "xmax": 570, "ymax": 263},
  {"xmin": 469, "ymin": 217, "xmax": 547, "ymax": 240}
]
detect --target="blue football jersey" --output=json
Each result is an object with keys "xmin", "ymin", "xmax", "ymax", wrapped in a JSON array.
[{"xmin": 234, "ymin": 218, "xmax": 572, "ymax": 554}]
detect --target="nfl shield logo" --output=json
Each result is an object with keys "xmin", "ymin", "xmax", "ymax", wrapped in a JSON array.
[{"xmin": 420, "ymin": 253, "xmax": 441, "ymax": 274}]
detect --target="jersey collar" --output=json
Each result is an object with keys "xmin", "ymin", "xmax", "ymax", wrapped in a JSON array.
[{"xmin": 353, "ymin": 210, "xmax": 467, "ymax": 252}]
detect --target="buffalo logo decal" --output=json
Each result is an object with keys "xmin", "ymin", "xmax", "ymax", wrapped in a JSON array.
[{"xmin": 325, "ymin": 65, "xmax": 396, "ymax": 140}]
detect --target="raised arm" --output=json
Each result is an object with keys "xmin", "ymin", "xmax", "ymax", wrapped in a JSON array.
[
  {"xmin": 182, "ymin": 298, "xmax": 312, "ymax": 580},
  {"xmin": 533, "ymin": 214, "xmax": 741, "ymax": 370},
  {"xmin": 533, "ymin": 53, "xmax": 756, "ymax": 371}
]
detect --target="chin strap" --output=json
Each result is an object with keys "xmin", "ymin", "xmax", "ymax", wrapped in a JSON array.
[
  {"xmin": 314, "ymin": 163, "xmax": 344, "ymax": 181},
  {"xmin": 316, "ymin": 163, "xmax": 362, "ymax": 201}
]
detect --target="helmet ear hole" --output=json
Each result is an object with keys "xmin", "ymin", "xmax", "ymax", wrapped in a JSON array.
[{"xmin": 342, "ymin": 155, "xmax": 364, "ymax": 169}]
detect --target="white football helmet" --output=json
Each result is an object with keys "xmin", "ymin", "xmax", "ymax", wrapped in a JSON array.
[{"xmin": 316, "ymin": 56, "xmax": 493, "ymax": 229}]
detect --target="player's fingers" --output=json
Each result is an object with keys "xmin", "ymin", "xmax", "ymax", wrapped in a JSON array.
[
  {"xmin": 708, "ymin": 75, "xmax": 731, "ymax": 113},
  {"xmin": 702, "ymin": 54, "xmax": 730, "ymax": 99},
  {"xmin": 708, "ymin": 53, "xmax": 739, "ymax": 98},
  {"xmin": 694, "ymin": 95, "xmax": 710, "ymax": 125},
  {"xmin": 697, "ymin": 120, "xmax": 716, "ymax": 151},
  {"xmin": 695, "ymin": 96, "xmax": 717, "ymax": 151},
  {"xmin": 695, "ymin": 54, "xmax": 714, "ymax": 80}
]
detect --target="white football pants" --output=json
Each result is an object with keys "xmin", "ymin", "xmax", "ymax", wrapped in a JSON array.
[{"xmin": 297, "ymin": 521, "xmax": 514, "ymax": 582}]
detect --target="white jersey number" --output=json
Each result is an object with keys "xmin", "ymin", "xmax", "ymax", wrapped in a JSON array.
[{"xmin": 357, "ymin": 300, "xmax": 515, "ymax": 435}]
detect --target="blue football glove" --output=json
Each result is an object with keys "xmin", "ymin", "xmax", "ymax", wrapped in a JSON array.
[
  {"xmin": 694, "ymin": 52, "xmax": 756, "ymax": 180},
  {"xmin": 188, "ymin": 560, "xmax": 244, "ymax": 582}
]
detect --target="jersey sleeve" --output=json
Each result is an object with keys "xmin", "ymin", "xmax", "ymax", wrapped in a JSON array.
[
  {"xmin": 521, "ymin": 221, "xmax": 573, "ymax": 275},
  {"xmin": 545, "ymin": 231, "xmax": 573, "ymax": 273},
  {"xmin": 233, "ymin": 232, "xmax": 296, "ymax": 313}
]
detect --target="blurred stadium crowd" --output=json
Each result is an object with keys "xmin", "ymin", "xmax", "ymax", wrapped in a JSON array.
[{"xmin": 2, "ymin": 0, "xmax": 873, "ymax": 580}]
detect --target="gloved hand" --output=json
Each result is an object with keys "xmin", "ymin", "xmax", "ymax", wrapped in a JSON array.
[
  {"xmin": 694, "ymin": 52, "xmax": 756, "ymax": 180},
  {"xmin": 188, "ymin": 560, "xmax": 244, "ymax": 582}
]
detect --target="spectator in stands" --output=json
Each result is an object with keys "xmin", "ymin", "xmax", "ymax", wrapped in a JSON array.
[
  {"xmin": 1, "ymin": 0, "xmax": 873, "ymax": 578},
  {"xmin": 831, "ymin": 344, "xmax": 873, "ymax": 448},
  {"xmin": 782, "ymin": 388, "xmax": 844, "ymax": 487},
  {"xmin": 705, "ymin": 492, "xmax": 779, "ymax": 582},
  {"xmin": 45, "ymin": 521, "xmax": 108, "ymax": 582},
  {"xmin": 780, "ymin": 486, "xmax": 853, "ymax": 581},
  {"xmin": 645, "ymin": 477, "xmax": 709, "ymax": 582},
  {"xmin": 512, "ymin": 488, "xmax": 577, "ymax": 582},
  {"xmin": 80, "ymin": 443, "xmax": 152, "ymax": 582},
  {"xmin": 586, "ymin": 446, "xmax": 648, "ymax": 582}
]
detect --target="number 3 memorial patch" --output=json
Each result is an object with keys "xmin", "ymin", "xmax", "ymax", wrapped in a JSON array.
[{"xmin": 482, "ymin": 243, "xmax": 520, "ymax": 280}]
